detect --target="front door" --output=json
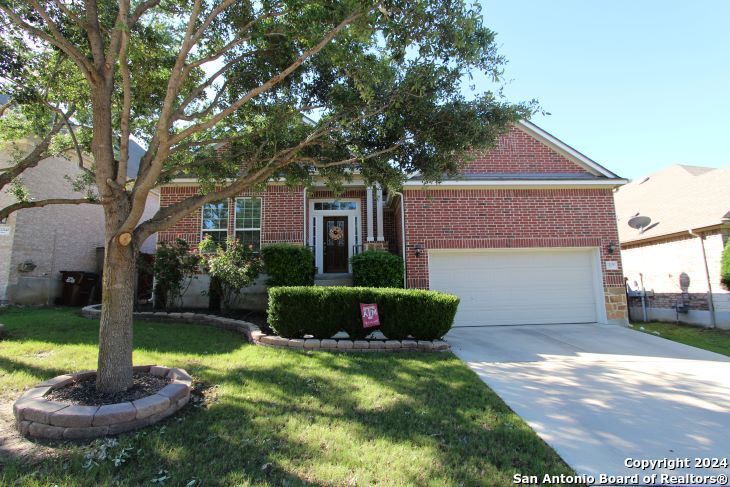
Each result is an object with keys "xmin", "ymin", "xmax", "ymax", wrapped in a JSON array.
[{"xmin": 323, "ymin": 216, "xmax": 349, "ymax": 273}]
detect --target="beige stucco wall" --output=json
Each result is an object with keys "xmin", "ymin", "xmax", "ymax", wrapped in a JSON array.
[
  {"xmin": 0, "ymin": 147, "xmax": 160, "ymax": 305},
  {"xmin": 0, "ymin": 192, "xmax": 17, "ymax": 303},
  {"xmin": 622, "ymin": 231, "xmax": 730, "ymax": 327}
]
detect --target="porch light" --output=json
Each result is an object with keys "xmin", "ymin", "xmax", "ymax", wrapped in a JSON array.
[
  {"xmin": 607, "ymin": 242, "xmax": 617, "ymax": 254},
  {"xmin": 414, "ymin": 244, "xmax": 423, "ymax": 257}
]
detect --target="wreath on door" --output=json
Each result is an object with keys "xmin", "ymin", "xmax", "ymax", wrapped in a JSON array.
[{"xmin": 328, "ymin": 226, "xmax": 344, "ymax": 241}]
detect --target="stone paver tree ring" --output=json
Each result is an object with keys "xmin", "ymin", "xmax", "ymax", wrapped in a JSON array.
[{"xmin": 13, "ymin": 366, "xmax": 192, "ymax": 440}]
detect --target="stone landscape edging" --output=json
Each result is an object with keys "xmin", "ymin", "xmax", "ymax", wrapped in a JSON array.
[
  {"xmin": 80, "ymin": 305, "xmax": 451, "ymax": 352},
  {"xmin": 13, "ymin": 366, "xmax": 192, "ymax": 441}
]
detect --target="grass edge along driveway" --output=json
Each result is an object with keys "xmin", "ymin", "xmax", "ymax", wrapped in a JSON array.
[
  {"xmin": 630, "ymin": 321, "xmax": 730, "ymax": 357},
  {"xmin": 0, "ymin": 307, "xmax": 575, "ymax": 487}
]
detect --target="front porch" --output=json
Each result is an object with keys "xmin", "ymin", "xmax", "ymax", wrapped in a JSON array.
[{"xmin": 305, "ymin": 185, "xmax": 396, "ymax": 275}]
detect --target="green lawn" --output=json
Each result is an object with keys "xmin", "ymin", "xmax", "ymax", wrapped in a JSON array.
[
  {"xmin": 0, "ymin": 308, "xmax": 573, "ymax": 486},
  {"xmin": 630, "ymin": 321, "xmax": 730, "ymax": 357}
]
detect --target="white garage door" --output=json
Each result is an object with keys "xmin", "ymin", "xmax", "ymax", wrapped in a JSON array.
[{"xmin": 429, "ymin": 249, "xmax": 601, "ymax": 327}]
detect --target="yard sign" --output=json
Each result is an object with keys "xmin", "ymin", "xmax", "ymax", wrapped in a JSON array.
[{"xmin": 360, "ymin": 303, "xmax": 380, "ymax": 328}]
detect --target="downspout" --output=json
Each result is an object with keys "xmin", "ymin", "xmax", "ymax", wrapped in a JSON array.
[
  {"xmin": 688, "ymin": 229, "xmax": 717, "ymax": 328},
  {"xmin": 392, "ymin": 191, "xmax": 407, "ymax": 288}
]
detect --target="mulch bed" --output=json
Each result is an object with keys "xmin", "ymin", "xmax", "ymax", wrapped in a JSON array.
[{"xmin": 45, "ymin": 373, "xmax": 170, "ymax": 406}]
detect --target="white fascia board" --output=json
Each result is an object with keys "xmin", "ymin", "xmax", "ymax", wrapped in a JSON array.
[
  {"xmin": 163, "ymin": 175, "xmax": 369, "ymax": 187},
  {"xmin": 402, "ymin": 179, "xmax": 628, "ymax": 189},
  {"xmin": 517, "ymin": 120, "xmax": 620, "ymax": 179}
]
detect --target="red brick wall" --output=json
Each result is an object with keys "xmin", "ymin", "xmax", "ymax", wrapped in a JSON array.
[
  {"xmin": 158, "ymin": 185, "xmax": 203, "ymax": 244},
  {"xmin": 261, "ymin": 185, "xmax": 304, "ymax": 244},
  {"xmin": 401, "ymin": 188, "xmax": 624, "ymax": 291},
  {"xmin": 158, "ymin": 184, "xmax": 303, "ymax": 246},
  {"xmin": 463, "ymin": 125, "xmax": 593, "ymax": 175}
]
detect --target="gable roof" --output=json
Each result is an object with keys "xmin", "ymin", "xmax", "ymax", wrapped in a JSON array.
[
  {"xmin": 405, "ymin": 120, "xmax": 626, "ymax": 187},
  {"xmin": 614, "ymin": 164, "xmax": 730, "ymax": 244},
  {"xmin": 516, "ymin": 120, "xmax": 620, "ymax": 178}
]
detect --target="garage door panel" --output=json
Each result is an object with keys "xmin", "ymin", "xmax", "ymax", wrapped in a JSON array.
[
  {"xmin": 429, "ymin": 249, "xmax": 600, "ymax": 326},
  {"xmin": 453, "ymin": 289, "xmax": 595, "ymax": 305},
  {"xmin": 434, "ymin": 279, "xmax": 596, "ymax": 300}
]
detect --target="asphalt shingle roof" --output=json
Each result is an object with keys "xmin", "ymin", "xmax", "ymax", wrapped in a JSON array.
[{"xmin": 614, "ymin": 164, "xmax": 730, "ymax": 243}]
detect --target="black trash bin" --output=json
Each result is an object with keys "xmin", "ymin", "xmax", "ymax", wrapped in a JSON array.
[{"xmin": 60, "ymin": 271, "xmax": 99, "ymax": 306}]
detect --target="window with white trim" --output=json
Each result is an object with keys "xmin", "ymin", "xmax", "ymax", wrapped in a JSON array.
[
  {"xmin": 314, "ymin": 201, "xmax": 357, "ymax": 211},
  {"xmin": 234, "ymin": 197, "xmax": 261, "ymax": 251},
  {"xmin": 201, "ymin": 201, "xmax": 228, "ymax": 246}
]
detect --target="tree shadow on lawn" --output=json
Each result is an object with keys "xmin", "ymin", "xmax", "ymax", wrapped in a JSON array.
[
  {"xmin": 5, "ymin": 350, "xmax": 574, "ymax": 486},
  {"xmin": 0, "ymin": 356, "xmax": 71, "ymax": 387},
  {"xmin": 0, "ymin": 308, "xmax": 244, "ymax": 356},
  {"xmin": 0, "ymin": 310, "xmax": 574, "ymax": 484}
]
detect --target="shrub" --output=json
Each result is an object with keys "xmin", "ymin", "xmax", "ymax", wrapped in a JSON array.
[
  {"xmin": 199, "ymin": 236, "xmax": 263, "ymax": 313},
  {"xmin": 350, "ymin": 251, "xmax": 404, "ymax": 288},
  {"xmin": 152, "ymin": 238, "xmax": 200, "ymax": 310},
  {"xmin": 267, "ymin": 287, "xmax": 340, "ymax": 339},
  {"xmin": 261, "ymin": 244, "xmax": 315, "ymax": 286},
  {"xmin": 721, "ymin": 238, "xmax": 730, "ymax": 290},
  {"xmin": 268, "ymin": 287, "xmax": 459, "ymax": 340}
]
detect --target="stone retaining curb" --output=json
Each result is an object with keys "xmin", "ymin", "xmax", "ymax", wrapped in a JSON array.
[
  {"xmin": 13, "ymin": 366, "xmax": 192, "ymax": 441},
  {"xmin": 80, "ymin": 305, "xmax": 451, "ymax": 353}
]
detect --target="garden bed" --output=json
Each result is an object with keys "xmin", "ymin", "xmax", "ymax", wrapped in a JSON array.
[
  {"xmin": 45, "ymin": 373, "xmax": 169, "ymax": 406},
  {"xmin": 13, "ymin": 366, "xmax": 192, "ymax": 440}
]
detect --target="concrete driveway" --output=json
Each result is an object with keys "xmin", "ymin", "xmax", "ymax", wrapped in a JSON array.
[{"xmin": 447, "ymin": 324, "xmax": 730, "ymax": 484}]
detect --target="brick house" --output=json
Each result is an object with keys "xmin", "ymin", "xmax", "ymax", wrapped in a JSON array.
[
  {"xmin": 159, "ymin": 120, "xmax": 629, "ymax": 326},
  {"xmin": 0, "ymin": 134, "xmax": 158, "ymax": 306},
  {"xmin": 615, "ymin": 164, "xmax": 730, "ymax": 329}
]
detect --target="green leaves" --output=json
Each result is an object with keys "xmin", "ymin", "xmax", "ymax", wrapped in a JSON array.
[
  {"xmin": 153, "ymin": 238, "xmax": 201, "ymax": 309},
  {"xmin": 260, "ymin": 243, "xmax": 315, "ymax": 286},
  {"xmin": 267, "ymin": 286, "xmax": 460, "ymax": 340},
  {"xmin": 721, "ymin": 238, "xmax": 730, "ymax": 290},
  {"xmin": 1, "ymin": 0, "xmax": 535, "ymax": 228},
  {"xmin": 351, "ymin": 250, "xmax": 404, "ymax": 288},
  {"xmin": 198, "ymin": 236, "xmax": 263, "ymax": 312},
  {"xmin": 7, "ymin": 177, "xmax": 29, "ymax": 203}
]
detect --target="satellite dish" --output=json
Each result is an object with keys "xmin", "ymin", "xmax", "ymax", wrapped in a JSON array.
[{"xmin": 628, "ymin": 215, "xmax": 652, "ymax": 230}]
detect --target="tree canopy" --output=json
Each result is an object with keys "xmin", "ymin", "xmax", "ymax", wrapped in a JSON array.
[
  {"xmin": 1, "ymin": 0, "xmax": 533, "ymax": 229},
  {"xmin": 0, "ymin": 0, "xmax": 534, "ymax": 392}
]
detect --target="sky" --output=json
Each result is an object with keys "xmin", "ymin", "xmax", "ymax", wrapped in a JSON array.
[{"xmin": 469, "ymin": 1, "xmax": 730, "ymax": 180}]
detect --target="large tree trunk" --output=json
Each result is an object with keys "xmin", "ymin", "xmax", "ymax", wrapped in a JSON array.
[
  {"xmin": 96, "ymin": 232, "xmax": 137, "ymax": 393},
  {"xmin": 90, "ymin": 76, "xmax": 138, "ymax": 393}
]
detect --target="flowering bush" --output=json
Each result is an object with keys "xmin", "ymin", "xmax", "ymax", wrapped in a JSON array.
[
  {"xmin": 198, "ymin": 236, "xmax": 263, "ymax": 312},
  {"xmin": 152, "ymin": 238, "xmax": 200, "ymax": 309}
]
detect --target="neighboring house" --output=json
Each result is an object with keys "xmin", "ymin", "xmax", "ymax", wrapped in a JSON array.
[
  {"xmin": 615, "ymin": 164, "xmax": 730, "ymax": 329},
  {"xmin": 159, "ymin": 120, "xmax": 630, "ymax": 327},
  {"xmin": 0, "ymin": 136, "xmax": 158, "ymax": 305}
]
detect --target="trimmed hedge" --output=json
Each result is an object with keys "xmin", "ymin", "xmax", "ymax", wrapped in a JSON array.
[
  {"xmin": 268, "ymin": 286, "xmax": 459, "ymax": 340},
  {"xmin": 350, "ymin": 251, "xmax": 404, "ymax": 288},
  {"xmin": 261, "ymin": 244, "xmax": 315, "ymax": 286}
]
